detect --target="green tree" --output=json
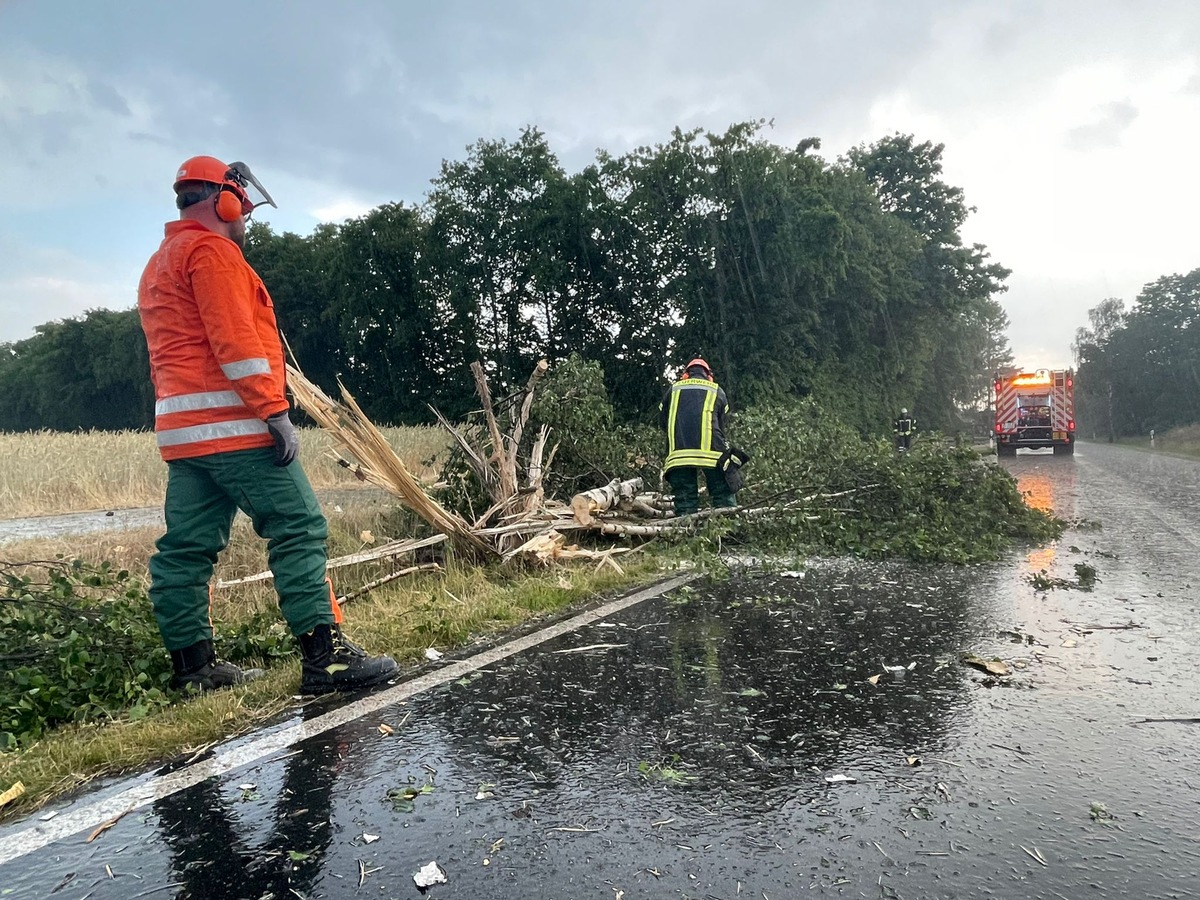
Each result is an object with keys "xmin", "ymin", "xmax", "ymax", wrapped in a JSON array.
[
  {"xmin": 245, "ymin": 222, "xmax": 345, "ymax": 398},
  {"xmin": 0, "ymin": 309, "xmax": 153, "ymax": 431},
  {"xmin": 1073, "ymin": 271, "xmax": 1200, "ymax": 438},
  {"xmin": 424, "ymin": 128, "xmax": 570, "ymax": 394},
  {"xmin": 4, "ymin": 124, "xmax": 1015, "ymax": 441},
  {"xmin": 843, "ymin": 134, "xmax": 1011, "ymax": 431},
  {"xmin": 330, "ymin": 203, "xmax": 474, "ymax": 422},
  {"xmin": 1073, "ymin": 297, "xmax": 1125, "ymax": 441}
]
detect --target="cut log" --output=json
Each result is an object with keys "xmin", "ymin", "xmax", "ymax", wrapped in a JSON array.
[
  {"xmin": 629, "ymin": 498, "xmax": 673, "ymax": 519},
  {"xmin": 571, "ymin": 477, "xmax": 645, "ymax": 525}
]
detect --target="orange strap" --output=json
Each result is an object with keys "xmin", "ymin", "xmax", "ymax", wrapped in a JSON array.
[{"xmin": 326, "ymin": 576, "xmax": 344, "ymax": 624}]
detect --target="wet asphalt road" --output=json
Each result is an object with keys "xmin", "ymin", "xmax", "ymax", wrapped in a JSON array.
[{"xmin": 3, "ymin": 441, "xmax": 1200, "ymax": 899}]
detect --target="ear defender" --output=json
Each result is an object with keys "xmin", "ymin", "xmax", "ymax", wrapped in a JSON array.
[{"xmin": 214, "ymin": 188, "xmax": 245, "ymax": 222}]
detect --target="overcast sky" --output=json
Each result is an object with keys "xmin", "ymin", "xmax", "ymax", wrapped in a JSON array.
[{"xmin": 3, "ymin": 0, "xmax": 1198, "ymax": 371}]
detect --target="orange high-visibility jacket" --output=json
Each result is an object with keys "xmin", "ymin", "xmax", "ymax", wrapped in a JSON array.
[{"xmin": 138, "ymin": 220, "xmax": 290, "ymax": 461}]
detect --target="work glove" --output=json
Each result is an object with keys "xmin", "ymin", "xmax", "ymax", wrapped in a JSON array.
[{"xmin": 266, "ymin": 411, "xmax": 299, "ymax": 467}]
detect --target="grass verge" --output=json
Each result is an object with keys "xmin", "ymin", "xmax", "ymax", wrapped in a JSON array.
[
  {"xmin": 1105, "ymin": 430, "xmax": 1200, "ymax": 460},
  {"xmin": 1079, "ymin": 436, "xmax": 1200, "ymax": 461}
]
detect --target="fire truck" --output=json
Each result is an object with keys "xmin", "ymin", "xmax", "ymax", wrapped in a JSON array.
[{"xmin": 993, "ymin": 368, "xmax": 1075, "ymax": 456}]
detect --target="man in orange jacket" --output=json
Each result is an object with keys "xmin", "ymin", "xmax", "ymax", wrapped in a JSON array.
[{"xmin": 138, "ymin": 155, "xmax": 397, "ymax": 694}]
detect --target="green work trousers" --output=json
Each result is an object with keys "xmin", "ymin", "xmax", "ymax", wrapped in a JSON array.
[
  {"xmin": 666, "ymin": 465, "xmax": 737, "ymax": 517},
  {"xmin": 149, "ymin": 448, "xmax": 334, "ymax": 650}
]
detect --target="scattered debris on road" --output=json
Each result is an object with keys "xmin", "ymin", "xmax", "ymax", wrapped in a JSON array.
[
  {"xmin": 1090, "ymin": 801, "xmax": 1117, "ymax": 824},
  {"xmin": 961, "ymin": 653, "xmax": 1011, "ymax": 676},
  {"xmin": 413, "ymin": 860, "xmax": 448, "ymax": 888}
]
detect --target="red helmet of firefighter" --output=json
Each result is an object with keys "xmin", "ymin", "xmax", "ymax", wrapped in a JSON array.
[{"xmin": 684, "ymin": 358, "xmax": 714, "ymax": 380}]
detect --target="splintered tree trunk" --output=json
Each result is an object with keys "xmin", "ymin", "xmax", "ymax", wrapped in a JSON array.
[
  {"xmin": 470, "ymin": 361, "xmax": 515, "ymax": 501},
  {"xmin": 571, "ymin": 477, "xmax": 644, "ymax": 525},
  {"xmin": 465, "ymin": 359, "xmax": 551, "ymax": 518},
  {"xmin": 285, "ymin": 364, "xmax": 496, "ymax": 562},
  {"xmin": 520, "ymin": 424, "xmax": 551, "ymax": 514}
]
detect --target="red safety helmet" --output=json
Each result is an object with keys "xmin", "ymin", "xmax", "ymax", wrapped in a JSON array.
[
  {"xmin": 173, "ymin": 156, "xmax": 276, "ymax": 219},
  {"xmin": 174, "ymin": 156, "xmax": 251, "ymax": 215},
  {"xmin": 685, "ymin": 357, "xmax": 714, "ymax": 380}
]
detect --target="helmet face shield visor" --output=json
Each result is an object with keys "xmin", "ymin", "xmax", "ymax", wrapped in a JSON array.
[{"xmin": 224, "ymin": 161, "xmax": 277, "ymax": 218}]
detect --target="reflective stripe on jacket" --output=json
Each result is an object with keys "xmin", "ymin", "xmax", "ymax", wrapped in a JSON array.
[
  {"xmin": 138, "ymin": 220, "xmax": 289, "ymax": 461},
  {"xmin": 894, "ymin": 417, "xmax": 915, "ymax": 436},
  {"xmin": 660, "ymin": 377, "xmax": 729, "ymax": 472}
]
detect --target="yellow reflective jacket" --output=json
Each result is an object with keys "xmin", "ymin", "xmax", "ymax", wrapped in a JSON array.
[{"xmin": 659, "ymin": 377, "xmax": 729, "ymax": 471}]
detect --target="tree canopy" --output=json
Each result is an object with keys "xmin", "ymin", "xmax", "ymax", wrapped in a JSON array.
[
  {"xmin": 0, "ymin": 123, "xmax": 1011, "ymax": 437},
  {"xmin": 1074, "ymin": 269, "xmax": 1200, "ymax": 437}
]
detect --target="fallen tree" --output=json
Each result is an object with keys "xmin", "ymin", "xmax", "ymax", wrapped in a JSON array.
[
  {"xmin": 242, "ymin": 360, "xmax": 740, "ymax": 591},
  {"xmin": 430, "ymin": 359, "xmax": 554, "ymax": 548},
  {"xmin": 226, "ymin": 360, "xmax": 1062, "ymax": 597}
]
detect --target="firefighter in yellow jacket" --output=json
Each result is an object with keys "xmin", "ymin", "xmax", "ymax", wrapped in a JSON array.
[
  {"xmin": 660, "ymin": 358, "xmax": 737, "ymax": 516},
  {"xmin": 138, "ymin": 155, "xmax": 397, "ymax": 695}
]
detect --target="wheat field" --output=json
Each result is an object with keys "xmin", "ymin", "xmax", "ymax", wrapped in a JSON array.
[{"xmin": 0, "ymin": 426, "xmax": 449, "ymax": 518}]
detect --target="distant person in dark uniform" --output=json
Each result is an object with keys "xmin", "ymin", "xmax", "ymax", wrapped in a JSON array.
[{"xmin": 894, "ymin": 408, "xmax": 916, "ymax": 451}]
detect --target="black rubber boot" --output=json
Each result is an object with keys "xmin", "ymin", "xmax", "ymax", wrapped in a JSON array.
[
  {"xmin": 170, "ymin": 639, "xmax": 263, "ymax": 692},
  {"xmin": 299, "ymin": 624, "xmax": 398, "ymax": 695}
]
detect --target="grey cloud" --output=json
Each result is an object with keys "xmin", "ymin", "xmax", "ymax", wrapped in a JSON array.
[
  {"xmin": 25, "ymin": 110, "xmax": 80, "ymax": 158},
  {"xmin": 86, "ymin": 77, "xmax": 130, "ymax": 116},
  {"xmin": 980, "ymin": 14, "xmax": 1025, "ymax": 55},
  {"xmin": 2, "ymin": 0, "xmax": 947, "ymax": 206},
  {"xmin": 128, "ymin": 130, "xmax": 172, "ymax": 146},
  {"xmin": 1065, "ymin": 100, "xmax": 1138, "ymax": 151}
]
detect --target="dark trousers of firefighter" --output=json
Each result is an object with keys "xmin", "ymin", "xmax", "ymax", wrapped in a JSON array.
[
  {"xmin": 666, "ymin": 466, "xmax": 737, "ymax": 517},
  {"xmin": 149, "ymin": 448, "xmax": 337, "ymax": 651}
]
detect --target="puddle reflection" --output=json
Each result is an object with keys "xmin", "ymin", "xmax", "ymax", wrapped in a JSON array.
[
  {"xmin": 1001, "ymin": 450, "xmax": 1078, "ymax": 520},
  {"xmin": 153, "ymin": 735, "xmax": 342, "ymax": 898},
  {"xmin": 1001, "ymin": 452, "xmax": 1078, "ymax": 575},
  {"xmin": 433, "ymin": 563, "xmax": 989, "ymax": 797}
]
